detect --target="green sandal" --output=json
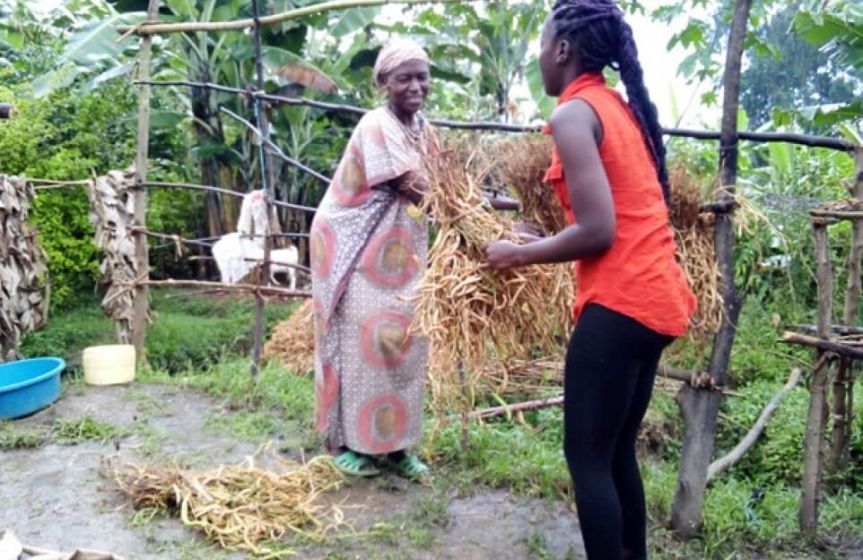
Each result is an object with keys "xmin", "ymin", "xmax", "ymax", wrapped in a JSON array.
[
  {"xmin": 333, "ymin": 450, "xmax": 380, "ymax": 477},
  {"xmin": 384, "ymin": 454, "xmax": 430, "ymax": 481}
]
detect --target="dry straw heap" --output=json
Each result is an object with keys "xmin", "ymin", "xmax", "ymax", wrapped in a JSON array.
[
  {"xmin": 0, "ymin": 176, "xmax": 49, "ymax": 361},
  {"xmin": 667, "ymin": 166, "xmax": 722, "ymax": 338},
  {"xmin": 109, "ymin": 453, "xmax": 344, "ymax": 558},
  {"xmin": 489, "ymin": 136, "xmax": 722, "ymax": 340},
  {"xmin": 87, "ymin": 167, "xmax": 146, "ymax": 343},
  {"xmin": 488, "ymin": 134, "xmax": 567, "ymax": 235},
  {"xmin": 263, "ymin": 135, "xmax": 721, "ymax": 409},
  {"xmin": 413, "ymin": 136, "xmax": 573, "ymax": 412},
  {"xmin": 264, "ymin": 299, "xmax": 315, "ymax": 373}
]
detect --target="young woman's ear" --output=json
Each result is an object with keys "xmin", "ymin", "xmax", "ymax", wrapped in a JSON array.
[{"xmin": 556, "ymin": 39, "xmax": 571, "ymax": 65}]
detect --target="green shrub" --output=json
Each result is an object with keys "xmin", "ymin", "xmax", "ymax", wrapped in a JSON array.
[
  {"xmin": 20, "ymin": 291, "xmax": 295, "ymax": 374},
  {"xmin": 19, "ymin": 298, "xmax": 114, "ymax": 373},
  {"xmin": 0, "ymin": 81, "xmax": 197, "ymax": 308}
]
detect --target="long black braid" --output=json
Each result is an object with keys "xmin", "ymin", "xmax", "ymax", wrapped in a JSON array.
[{"xmin": 550, "ymin": 0, "xmax": 670, "ymax": 202}]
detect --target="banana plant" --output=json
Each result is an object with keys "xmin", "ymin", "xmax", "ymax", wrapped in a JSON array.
[{"xmin": 386, "ymin": 1, "xmax": 547, "ymax": 122}]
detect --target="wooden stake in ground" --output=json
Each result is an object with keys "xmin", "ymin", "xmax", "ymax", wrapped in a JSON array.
[
  {"xmin": 825, "ymin": 147, "xmax": 863, "ymax": 477},
  {"xmin": 799, "ymin": 222, "xmax": 835, "ymax": 534},
  {"xmin": 130, "ymin": 0, "xmax": 161, "ymax": 365},
  {"xmin": 671, "ymin": 0, "xmax": 751, "ymax": 537},
  {"xmin": 707, "ymin": 368, "xmax": 802, "ymax": 481},
  {"xmin": 249, "ymin": 0, "xmax": 276, "ymax": 382}
]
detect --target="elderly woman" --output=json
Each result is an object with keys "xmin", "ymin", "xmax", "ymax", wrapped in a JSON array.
[{"xmin": 309, "ymin": 39, "xmax": 436, "ymax": 480}]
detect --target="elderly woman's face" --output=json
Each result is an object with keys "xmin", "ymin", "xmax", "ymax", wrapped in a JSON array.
[{"xmin": 383, "ymin": 59, "xmax": 430, "ymax": 116}]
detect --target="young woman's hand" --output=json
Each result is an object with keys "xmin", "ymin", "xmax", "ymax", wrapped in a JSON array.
[
  {"xmin": 514, "ymin": 223, "xmax": 544, "ymax": 244},
  {"xmin": 516, "ymin": 222, "xmax": 543, "ymax": 234},
  {"xmin": 516, "ymin": 233, "xmax": 543, "ymax": 244},
  {"xmin": 484, "ymin": 240, "xmax": 524, "ymax": 270}
]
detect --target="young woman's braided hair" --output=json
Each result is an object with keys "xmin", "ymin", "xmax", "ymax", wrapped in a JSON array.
[{"xmin": 550, "ymin": 0, "xmax": 670, "ymax": 202}]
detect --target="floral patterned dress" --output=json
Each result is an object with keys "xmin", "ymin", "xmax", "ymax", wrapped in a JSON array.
[{"xmin": 310, "ymin": 107, "xmax": 432, "ymax": 454}]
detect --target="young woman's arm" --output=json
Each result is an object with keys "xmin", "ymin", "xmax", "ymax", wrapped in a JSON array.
[{"xmin": 485, "ymin": 99, "xmax": 615, "ymax": 269}]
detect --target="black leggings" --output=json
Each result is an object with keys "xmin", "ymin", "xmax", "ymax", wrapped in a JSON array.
[{"xmin": 563, "ymin": 304, "xmax": 673, "ymax": 560}]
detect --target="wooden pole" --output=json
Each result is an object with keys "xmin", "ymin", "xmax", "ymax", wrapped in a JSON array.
[
  {"xmin": 117, "ymin": 0, "xmax": 478, "ymax": 36},
  {"xmin": 809, "ymin": 209, "xmax": 863, "ymax": 221},
  {"xmin": 219, "ymin": 106, "xmax": 331, "ymax": 185},
  {"xmin": 469, "ymin": 395, "xmax": 564, "ymax": 420},
  {"xmin": 143, "ymin": 180, "xmax": 317, "ymax": 212},
  {"xmin": 130, "ymin": 0, "xmax": 161, "ymax": 366},
  {"xmin": 133, "ymin": 278, "xmax": 310, "ymax": 298},
  {"xmin": 137, "ymin": 79, "xmax": 858, "ymax": 152},
  {"xmin": 800, "ymin": 222, "xmax": 834, "ymax": 534},
  {"xmin": 671, "ymin": 0, "xmax": 752, "ymax": 538},
  {"xmin": 780, "ymin": 332, "xmax": 863, "ymax": 360},
  {"xmin": 0, "ymin": 103, "xmax": 15, "ymax": 119},
  {"xmin": 459, "ymin": 364, "xmax": 470, "ymax": 451},
  {"xmin": 249, "ymin": 0, "xmax": 275, "ymax": 381},
  {"xmin": 791, "ymin": 324, "xmax": 863, "ymax": 336},
  {"xmin": 707, "ymin": 368, "xmax": 802, "ymax": 481},
  {"xmin": 826, "ymin": 147, "xmax": 863, "ymax": 477}
]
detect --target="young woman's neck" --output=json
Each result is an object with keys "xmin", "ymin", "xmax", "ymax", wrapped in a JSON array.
[{"xmin": 557, "ymin": 64, "xmax": 588, "ymax": 97}]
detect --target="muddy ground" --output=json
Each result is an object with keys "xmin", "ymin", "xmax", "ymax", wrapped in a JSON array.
[{"xmin": 0, "ymin": 383, "xmax": 585, "ymax": 560}]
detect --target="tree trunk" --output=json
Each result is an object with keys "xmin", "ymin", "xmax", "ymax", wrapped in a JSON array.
[
  {"xmin": 800, "ymin": 223, "xmax": 834, "ymax": 534},
  {"xmin": 189, "ymin": 65, "xmax": 237, "ymax": 238},
  {"xmin": 825, "ymin": 147, "xmax": 863, "ymax": 478},
  {"xmin": 671, "ymin": 0, "xmax": 752, "ymax": 537}
]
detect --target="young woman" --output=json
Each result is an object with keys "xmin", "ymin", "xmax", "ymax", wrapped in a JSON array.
[
  {"xmin": 484, "ymin": 2, "xmax": 697, "ymax": 558},
  {"xmin": 309, "ymin": 39, "xmax": 435, "ymax": 481}
]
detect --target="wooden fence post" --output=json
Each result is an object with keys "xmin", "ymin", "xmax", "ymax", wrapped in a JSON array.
[
  {"xmin": 825, "ymin": 147, "xmax": 863, "ymax": 476},
  {"xmin": 249, "ymin": 0, "xmax": 278, "ymax": 380},
  {"xmin": 130, "ymin": 0, "xmax": 161, "ymax": 365},
  {"xmin": 671, "ymin": 0, "xmax": 752, "ymax": 537},
  {"xmin": 799, "ymin": 221, "xmax": 835, "ymax": 533}
]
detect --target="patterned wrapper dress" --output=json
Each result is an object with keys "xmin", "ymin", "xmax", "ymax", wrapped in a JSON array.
[{"xmin": 310, "ymin": 107, "xmax": 432, "ymax": 455}]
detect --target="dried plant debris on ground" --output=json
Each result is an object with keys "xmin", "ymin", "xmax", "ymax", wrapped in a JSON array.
[{"xmin": 108, "ymin": 451, "xmax": 344, "ymax": 558}]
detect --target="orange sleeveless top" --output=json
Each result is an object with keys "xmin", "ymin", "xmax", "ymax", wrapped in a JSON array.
[{"xmin": 543, "ymin": 72, "xmax": 696, "ymax": 337}]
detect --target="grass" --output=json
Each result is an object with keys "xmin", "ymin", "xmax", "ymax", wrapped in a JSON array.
[
  {"xmin": 0, "ymin": 422, "xmax": 46, "ymax": 449},
  {"xmin": 128, "ymin": 420, "xmax": 168, "ymax": 458},
  {"xmin": 426, "ymin": 408, "xmax": 570, "ymax": 499},
  {"xmin": 140, "ymin": 356, "xmax": 319, "ymax": 451},
  {"xmin": 13, "ymin": 289, "xmax": 863, "ymax": 559},
  {"xmin": 54, "ymin": 415, "xmax": 124, "ymax": 444},
  {"xmin": 1, "ymin": 417, "xmax": 125, "ymax": 448},
  {"xmin": 526, "ymin": 530, "xmax": 557, "ymax": 560}
]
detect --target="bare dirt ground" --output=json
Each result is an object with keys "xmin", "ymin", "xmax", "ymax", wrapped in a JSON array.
[{"xmin": 0, "ymin": 383, "xmax": 585, "ymax": 559}]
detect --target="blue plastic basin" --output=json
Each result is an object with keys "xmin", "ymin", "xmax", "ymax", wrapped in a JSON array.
[{"xmin": 0, "ymin": 357, "xmax": 65, "ymax": 420}]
